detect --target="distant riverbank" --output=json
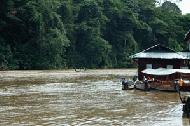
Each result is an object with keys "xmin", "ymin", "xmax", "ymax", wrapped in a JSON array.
[{"xmin": 0, "ymin": 69, "xmax": 137, "ymax": 85}]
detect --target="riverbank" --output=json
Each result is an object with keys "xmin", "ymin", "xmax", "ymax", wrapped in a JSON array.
[{"xmin": 0, "ymin": 69, "xmax": 137, "ymax": 85}]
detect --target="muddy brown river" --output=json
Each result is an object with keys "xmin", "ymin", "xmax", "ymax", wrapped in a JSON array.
[{"xmin": 0, "ymin": 69, "xmax": 189, "ymax": 126}]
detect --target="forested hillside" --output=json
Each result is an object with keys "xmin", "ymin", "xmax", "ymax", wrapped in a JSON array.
[{"xmin": 0, "ymin": 0, "xmax": 190, "ymax": 70}]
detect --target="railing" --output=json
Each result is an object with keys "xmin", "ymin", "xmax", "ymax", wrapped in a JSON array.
[{"xmin": 150, "ymin": 80, "xmax": 175, "ymax": 91}]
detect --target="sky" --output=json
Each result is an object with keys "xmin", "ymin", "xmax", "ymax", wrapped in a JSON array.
[{"xmin": 176, "ymin": 0, "xmax": 190, "ymax": 14}]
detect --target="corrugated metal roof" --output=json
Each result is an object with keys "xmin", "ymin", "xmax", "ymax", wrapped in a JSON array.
[
  {"xmin": 130, "ymin": 44, "xmax": 190, "ymax": 59},
  {"xmin": 142, "ymin": 68, "xmax": 175, "ymax": 75},
  {"xmin": 178, "ymin": 52, "xmax": 190, "ymax": 58},
  {"xmin": 131, "ymin": 52, "xmax": 189, "ymax": 59}
]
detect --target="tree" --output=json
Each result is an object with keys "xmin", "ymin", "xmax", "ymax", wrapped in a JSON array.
[{"xmin": 73, "ymin": 0, "xmax": 111, "ymax": 68}]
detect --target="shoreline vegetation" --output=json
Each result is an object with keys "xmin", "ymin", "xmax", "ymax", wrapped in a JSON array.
[{"xmin": 0, "ymin": 69, "xmax": 137, "ymax": 85}]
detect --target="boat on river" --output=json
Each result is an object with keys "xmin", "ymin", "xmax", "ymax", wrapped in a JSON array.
[
  {"xmin": 122, "ymin": 68, "xmax": 190, "ymax": 91},
  {"xmin": 135, "ymin": 80, "xmax": 150, "ymax": 91},
  {"xmin": 122, "ymin": 79, "xmax": 135, "ymax": 90},
  {"xmin": 141, "ymin": 68, "xmax": 190, "ymax": 91}
]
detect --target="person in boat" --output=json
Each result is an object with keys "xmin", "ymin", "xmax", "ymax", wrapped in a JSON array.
[
  {"xmin": 143, "ymin": 76, "xmax": 147, "ymax": 82},
  {"xmin": 123, "ymin": 78, "xmax": 128, "ymax": 85},
  {"xmin": 122, "ymin": 78, "xmax": 129, "ymax": 89},
  {"xmin": 133, "ymin": 75, "xmax": 138, "ymax": 82},
  {"xmin": 179, "ymin": 78, "xmax": 184, "ymax": 87},
  {"xmin": 174, "ymin": 79, "xmax": 179, "ymax": 91},
  {"xmin": 147, "ymin": 76, "xmax": 154, "ymax": 83},
  {"xmin": 143, "ymin": 76, "xmax": 149, "ymax": 90}
]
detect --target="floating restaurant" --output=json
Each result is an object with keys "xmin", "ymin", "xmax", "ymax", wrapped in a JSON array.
[
  {"xmin": 120, "ymin": 30, "xmax": 190, "ymax": 117},
  {"xmin": 127, "ymin": 31, "xmax": 190, "ymax": 91},
  {"xmin": 131, "ymin": 44, "xmax": 190, "ymax": 81}
]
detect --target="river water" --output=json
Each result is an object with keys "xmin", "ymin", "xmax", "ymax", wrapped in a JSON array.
[{"xmin": 0, "ymin": 69, "xmax": 189, "ymax": 126}]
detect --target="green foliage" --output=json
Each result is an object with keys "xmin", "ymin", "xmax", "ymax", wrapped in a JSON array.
[
  {"xmin": 161, "ymin": 1, "xmax": 181, "ymax": 14},
  {"xmin": 0, "ymin": 0, "xmax": 190, "ymax": 69}
]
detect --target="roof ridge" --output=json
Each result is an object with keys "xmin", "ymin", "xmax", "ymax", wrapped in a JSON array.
[
  {"xmin": 141, "ymin": 44, "xmax": 176, "ymax": 53},
  {"xmin": 142, "ymin": 44, "xmax": 160, "ymax": 52}
]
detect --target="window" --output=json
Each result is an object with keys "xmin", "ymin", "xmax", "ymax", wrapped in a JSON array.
[
  {"xmin": 167, "ymin": 65, "xmax": 173, "ymax": 69},
  {"xmin": 180, "ymin": 66, "xmax": 188, "ymax": 69},
  {"xmin": 146, "ymin": 64, "xmax": 152, "ymax": 69},
  {"xmin": 154, "ymin": 64, "xmax": 159, "ymax": 69}
]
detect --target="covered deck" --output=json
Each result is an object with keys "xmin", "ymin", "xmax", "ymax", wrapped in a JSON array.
[{"xmin": 142, "ymin": 68, "xmax": 190, "ymax": 91}]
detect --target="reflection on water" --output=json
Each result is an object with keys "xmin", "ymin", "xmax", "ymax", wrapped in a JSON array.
[{"xmin": 0, "ymin": 70, "xmax": 189, "ymax": 126}]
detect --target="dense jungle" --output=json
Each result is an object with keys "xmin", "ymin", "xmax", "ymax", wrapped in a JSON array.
[{"xmin": 0, "ymin": 0, "xmax": 190, "ymax": 70}]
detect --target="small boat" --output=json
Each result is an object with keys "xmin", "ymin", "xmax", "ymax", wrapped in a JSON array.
[
  {"xmin": 127, "ymin": 80, "xmax": 135, "ymax": 89},
  {"xmin": 135, "ymin": 80, "xmax": 150, "ymax": 91},
  {"xmin": 122, "ymin": 78, "xmax": 135, "ymax": 90}
]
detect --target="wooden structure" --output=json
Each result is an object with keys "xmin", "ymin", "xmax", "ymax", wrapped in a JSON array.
[
  {"xmin": 131, "ymin": 44, "xmax": 190, "ymax": 80},
  {"xmin": 142, "ymin": 68, "xmax": 190, "ymax": 91}
]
